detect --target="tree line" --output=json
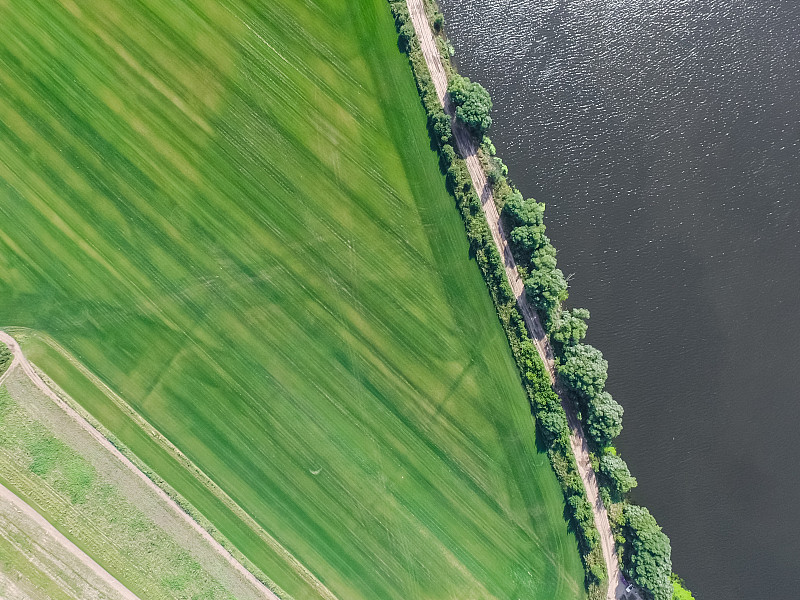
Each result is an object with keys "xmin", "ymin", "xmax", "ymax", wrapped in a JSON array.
[{"xmin": 387, "ymin": 3, "xmax": 692, "ymax": 600}]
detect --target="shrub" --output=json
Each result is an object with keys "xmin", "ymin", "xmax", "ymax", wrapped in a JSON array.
[
  {"xmin": 486, "ymin": 156, "xmax": 508, "ymax": 185},
  {"xmin": 398, "ymin": 22, "xmax": 415, "ymax": 52},
  {"xmin": 0, "ymin": 342, "xmax": 11, "ymax": 375},
  {"xmin": 480, "ymin": 136, "xmax": 496, "ymax": 156},
  {"xmin": 670, "ymin": 574, "xmax": 695, "ymax": 600},
  {"xmin": 389, "ymin": 1, "xmax": 409, "ymax": 27}
]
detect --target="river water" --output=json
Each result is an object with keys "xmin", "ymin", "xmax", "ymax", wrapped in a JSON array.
[{"xmin": 436, "ymin": 0, "xmax": 800, "ymax": 597}]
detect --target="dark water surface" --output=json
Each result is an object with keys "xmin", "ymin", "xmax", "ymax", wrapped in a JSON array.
[{"xmin": 437, "ymin": 0, "xmax": 800, "ymax": 597}]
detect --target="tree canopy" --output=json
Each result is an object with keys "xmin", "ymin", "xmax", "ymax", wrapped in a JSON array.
[
  {"xmin": 551, "ymin": 308, "xmax": 590, "ymax": 347},
  {"xmin": 538, "ymin": 409, "xmax": 568, "ymax": 445},
  {"xmin": 559, "ymin": 343, "xmax": 608, "ymax": 402},
  {"xmin": 599, "ymin": 453, "xmax": 637, "ymax": 497},
  {"xmin": 624, "ymin": 505, "xmax": 672, "ymax": 600},
  {"xmin": 448, "ymin": 75, "xmax": 492, "ymax": 136},
  {"xmin": 505, "ymin": 192, "xmax": 545, "ymax": 229},
  {"xmin": 526, "ymin": 264, "xmax": 568, "ymax": 316},
  {"xmin": 501, "ymin": 191, "xmax": 570, "ymax": 321},
  {"xmin": 586, "ymin": 391, "xmax": 623, "ymax": 447}
]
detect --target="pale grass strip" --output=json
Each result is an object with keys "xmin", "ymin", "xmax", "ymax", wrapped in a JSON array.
[
  {"xmin": 0, "ymin": 481, "xmax": 140, "ymax": 600},
  {"xmin": 0, "ymin": 331, "xmax": 283, "ymax": 600}
]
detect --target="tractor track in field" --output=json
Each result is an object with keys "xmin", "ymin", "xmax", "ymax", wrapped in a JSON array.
[
  {"xmin": 0, "ymin": 330, "xmax": 282, "ymax": 600},
  {"xmin": 403, "ymin": 2, "xmax": 626, "ymax": 597}
]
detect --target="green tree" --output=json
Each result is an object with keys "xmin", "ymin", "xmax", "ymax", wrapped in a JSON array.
[
  {"xmin": 538, "ymin": 409, "xmax": 568, "ymax": 445},
  {"xmin": 448, "ymin": 75, "xmax": 492, "ymax": 136},
  {"xmin": 551, "ymin": 307, "xmax": 590, "ymax": 346},
  {"xmin": 559, "ymin": 344, "xmax": 608, "ymax": 402},
  {"xmin": 524, "ymin": 240, "xmax": 568, "ymax": 319},
  {"xmin": 530, "ymin": 242, "xmax": 557, "ymax": 270},
  {"xmin": 599, "ymin": 454, "xmax": 637, "ymax": 496},
  {"xmin": 624, "ymin": 505, "xmax": 672, "ymax": 600},
  {"xmin": 506, "ymin": 193, "xmax": 547, "ymax": 258},
  {"xmin": 511, "ymin": 224, "xmax": 546, "ymax": 252},
  {"xmin": 586, "ymin": 391, "xmax": 623, "ymax": 447},
  {"xmin": 397, "ymin": 22, "xmax": 415, "ymax": 52},
  {"xmin": 526, "ymin": 265, "xmax": 567, "ymax": 317}
]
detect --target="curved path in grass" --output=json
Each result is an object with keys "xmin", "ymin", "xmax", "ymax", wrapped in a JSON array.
[
  {"xmin": 0, "ymin": 330, "xmax": 281, "ymax": 600},
  {"xmin": 403, "ymin": 2, "xmax": 626, "ymax": 597}
]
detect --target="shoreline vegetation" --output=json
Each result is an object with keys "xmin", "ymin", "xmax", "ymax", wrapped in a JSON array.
[{"xmin": 386, "ymin": 2, "xmax": 694, "ymax": 600}]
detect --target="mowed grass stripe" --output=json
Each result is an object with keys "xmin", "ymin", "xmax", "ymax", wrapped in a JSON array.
[{"xmin": 0, "ymin": 0, "xmax": 585, "ymax": 598}]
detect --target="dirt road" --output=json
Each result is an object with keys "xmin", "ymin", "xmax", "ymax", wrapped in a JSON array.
[
  {"xmin": 0, "ymin": 481, "xmax": 141, "ymax": 600},
  {"xmin": 404, "ymin": 2, "xmax": 625, "ymax": 596},
  {"xmin": 0, "ymin": 330, "xmax": 282, "ymax": 600}
]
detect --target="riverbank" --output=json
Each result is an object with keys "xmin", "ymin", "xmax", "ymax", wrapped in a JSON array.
[
  {"xmin": 388, "ymin": 1, "xmax": 692, "ymax": 599},
  {"xmin": 402, "ymin": 0, "xmax": 622, "ymax": 597}
]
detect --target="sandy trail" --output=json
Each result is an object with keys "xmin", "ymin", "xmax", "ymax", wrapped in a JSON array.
[
  {"xmin": 404, "ymin": 2, "xmax": 625, "ymax": 597},
  {"xmin": 0, "ymin": 330, "xmax": 282, "ymax": 600},
  {"xmin": 0, "ymin": 481, "xmax": 140, "ymax": 600}
]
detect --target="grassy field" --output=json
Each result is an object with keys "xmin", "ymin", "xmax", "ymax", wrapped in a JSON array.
[
  {"xmin": 0, "ymin": 0, "xmax": 585, "ymax": 598},
  {"xmin": 0, "ymin": 370, "xmax": 271, "ymax": 600}
]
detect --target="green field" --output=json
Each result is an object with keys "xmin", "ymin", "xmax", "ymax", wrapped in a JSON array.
[
  {"xmin": 0, "ymin": 370, "xmax": 270, "ymax": 600},
  {"xmin": 0, "ymin": 0, "xmax": 584, "ymax": 598}
]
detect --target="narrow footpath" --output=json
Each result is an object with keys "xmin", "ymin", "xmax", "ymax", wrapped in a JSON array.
[{"xmin": 404, "ymin": 2, "xmax": 625, "ymax": 597}]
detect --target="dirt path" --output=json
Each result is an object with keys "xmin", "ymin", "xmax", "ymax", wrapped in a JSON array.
[
  {"xmin": 18, "ymin": 329, "xmax": 339, "ymax": 600},
  {"xmin": 0, "ymin": 331, "xmax": 282, "ymax": 600},
  {"xmin": 0, "ymin": 481, "xmax": 141, "ymax": 600},
  {"xmin": 404, "ymin": 2, "xmax": 625, "ymax": 597}
]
